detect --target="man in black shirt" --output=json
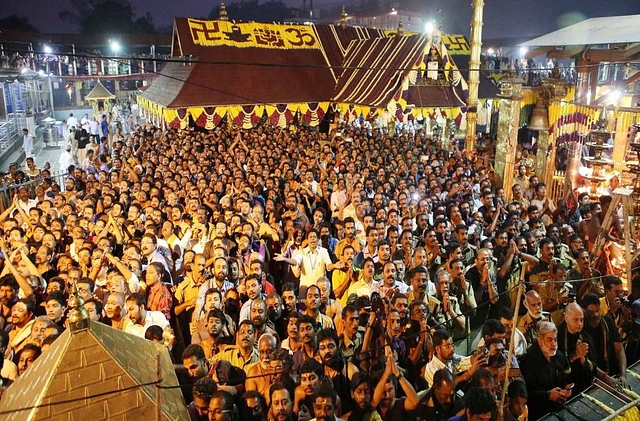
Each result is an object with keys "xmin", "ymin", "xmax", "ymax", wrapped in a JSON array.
[
  {"xmin": 519, "ymin": 321, "xmax": 573, "ymax": 420},
  {"xmin": 582, "ymin": 293, "xmax": 628, "ymax": 387},
  {"xmin": 558, "ymin": 302, "xmax": 623, "ymax": 393},
  {"xmin": 557, "ymin": 302, "xmax": 598, "ymax": 393},
  {"xmin": 464, "ymin": 248, "xmax": 498, "ymax": 330},
  {"xmin": 413, "ymin": 368, "xmax": 456, "ymax": 421}
]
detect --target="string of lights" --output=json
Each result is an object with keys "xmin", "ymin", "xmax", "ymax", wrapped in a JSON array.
[{"xmin": 3, "ymin": 46, "xmax": 626, "ymax": 73}]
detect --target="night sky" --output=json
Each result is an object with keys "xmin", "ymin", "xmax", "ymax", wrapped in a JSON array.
[{"xmin": 2, "ymin": 0, "xmax": 640, "ymax": 40}]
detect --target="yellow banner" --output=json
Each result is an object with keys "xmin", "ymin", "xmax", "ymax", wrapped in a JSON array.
[
  {"xmin": 442, "ymin": 35, "xmax": 470, "ymax": 55},
  {"xmin": 188, "ymin": 19, "xmax": 320, "ymax": 50},
  {"xmin": 381, "ymin": 31, "xmax": 470, "ymax": 55}
]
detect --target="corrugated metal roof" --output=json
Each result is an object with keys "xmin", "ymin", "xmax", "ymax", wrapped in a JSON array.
[{"xmin": 520, "ymin": 14, "xmax": 640, "ymax": 47}]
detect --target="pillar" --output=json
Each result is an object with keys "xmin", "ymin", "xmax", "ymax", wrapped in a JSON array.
[
  {"xmin": 494, "ymin": 77, "xmax": 524, "ymax": 197},
  {"xmin": 565, "ymin": 141, "xmax": 581, "ymax": 189},
  {"xmin": 72, "ymin": 44, "xmax": 77, "ymax": 76},
  {"xmin": 541, "ymin": 78, "xmax": 570, "ymax": 188},
  {"xmin": 535, "ymin": 129, "xmax": 550, "ymax": 181},
  {"xmin": 495, "ymin": 97, "xmax": 522, "ymax": 196},
  {"xmin": 612, "ymin": 115, "xmax": 628, "ymax": 173},
  {"xmin": 465, "ymin": 0, "xmax": 484, "ymax": 151},
  {"xmin": 575, "ymin": 58, "xmax": 596, "ymax": 105},
  {"xmin": 75, "ymin": 83, "xmax": 82, "ymax": 107}
]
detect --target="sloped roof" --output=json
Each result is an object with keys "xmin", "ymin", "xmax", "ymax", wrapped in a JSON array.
[
  {"xmin": 149, "ymin": 18, "xmax": 338, "ymax": 107},
  {"xmin": 405, "ymin": 85, "xmax": 466, "ymax": 108},
  {"xmin": 332, "ymin": 34, "xmax": 430, "ymax": 107},
  {"xmin": 84, "ymin": 82, "xmax": 116, "ymax": 100},
  {"xmin": 520, "ymin": 14, "xmax": 640, "ymax": 47},
  {"xmin": 312, "ymin": 25, "xmax": 392, "ymax": 79},
  {"xmin": 135, "ymin": 63, "xmax": 194, "ymax": 108},
  {"xmin": 142, "ymin": 18, "xmax": 486, "ymax": 110},
  {"xmin": 0, "ymin": 322, "xmax": 188, "ymax": 421}
]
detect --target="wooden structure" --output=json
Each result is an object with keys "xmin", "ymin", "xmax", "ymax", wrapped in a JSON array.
[
  {"xmin": 591, "ymin": 188, "xmax": 636, "ymax": 284},
  {"xmin": 84, "ymin": 81, "xmax": 116, "ymax": 115}
]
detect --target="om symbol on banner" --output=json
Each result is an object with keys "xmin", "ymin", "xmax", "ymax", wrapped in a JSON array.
[{"xmin": 188, "ymin": 19, "xmax": 320, "ymax": 50}]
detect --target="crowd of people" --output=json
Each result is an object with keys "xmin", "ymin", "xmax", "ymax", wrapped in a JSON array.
[{"xmin": 0, "ymin": 119, "xmax": 638, "ymax": 421}]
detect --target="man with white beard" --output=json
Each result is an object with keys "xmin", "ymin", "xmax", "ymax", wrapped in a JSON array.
[{"xmin": 517, "ymin": 290, "xmax": 551, "ymax": 346}]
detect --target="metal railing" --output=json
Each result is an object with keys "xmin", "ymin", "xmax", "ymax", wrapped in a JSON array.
[
  {"xmin": 0, "ymin": 115, "xmax": 25, "ymax": 151},
  {"xmin": 0, "ymin": 172, "xmax": 69, "ymax": 212}
]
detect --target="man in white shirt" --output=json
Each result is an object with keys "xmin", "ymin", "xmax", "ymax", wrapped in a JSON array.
[
  {"xmin": 424, "ymin": 330, "xmax": 476, "ymax": 388},
  {"xmin": 58, "ymin": 145, "xmax": 73, "ymax": 172},
  {"xmin": 330, "ymin": 178, "xmax": 347, "ymax": 220},
  {"xmin": 372, "ymin": 261, "xmax": 409, "ymax": 298},
  {"xmin": 291, "ymin": 230, "xmax": 343, "ymax": 294},
  {"xmin": 80, "ymin": 113, "xmax": 91, "ymax": 132},
  {"xmin": 122, "ymin": 293, "xmax": 170, "ymax": 338},
  {"xmin": 16, "ymin": 186, "xmax": 38, "ymax": 213},
  {"xmin": 21, "ymin": 129, "xmax": 34, "ymax": 159},
  {"xmin": 66, "ymin": 113, "xmax": 78, "ymax": 131},
  {"xmin": 89, "ymin": 116, "xmax": 100, "ymax": 144}
]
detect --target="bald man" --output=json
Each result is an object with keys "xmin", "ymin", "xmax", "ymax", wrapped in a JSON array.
[
  {"xmin": 517, "ymin": 290, "xmax": 551, "ymax": 346},
  {"xmin": 556, "ymin": 303, "xmax": 596, "ymax": 392},
  {"xmin": 245, "ymin": 333, "xmax": 279, "ymax": 403},
  {"xmin": 558, "ymin": 302, "xmax": 623, "ymax": 392}
]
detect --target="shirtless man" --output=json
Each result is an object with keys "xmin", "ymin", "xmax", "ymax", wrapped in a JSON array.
[{"xmin": 245, "ymin": 333, "xmax": 278, "ymax": 402}]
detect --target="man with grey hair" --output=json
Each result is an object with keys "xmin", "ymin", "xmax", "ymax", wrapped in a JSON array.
[
  {"xmin": 520, "ymin": 320, "xmax": 573, "ymax": 419},
  {"xmin": 245, "ymin": 332, "xmax": 278, "ymax": 400},
  {"xmin": 517, "ymin": 289, "xmax": 551, "ymax": 346}
]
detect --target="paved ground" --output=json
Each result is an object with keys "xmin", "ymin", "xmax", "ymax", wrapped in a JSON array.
[{"xmin": 2, "ymin": 138, "xmax": 68, "ymax": 175}]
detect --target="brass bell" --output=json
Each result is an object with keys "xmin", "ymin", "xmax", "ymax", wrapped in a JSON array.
[{"xmin": 529, "ymin": 98, "xmax": 549, "ymax": 131}]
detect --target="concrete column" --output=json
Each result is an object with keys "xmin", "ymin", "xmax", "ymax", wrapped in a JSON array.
[
  {"xmin": 494, "ymin": 97, "xmax": 522, "ymax": 196},
  {"xmin": 72, "ymin": 44, "xmax": 77, "ymax": 76},
  {"xmin": 575, "ymin": 59, "xmax": 596, "ymax": 105}
]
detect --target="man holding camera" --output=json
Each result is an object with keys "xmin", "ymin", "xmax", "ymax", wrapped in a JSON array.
[{"xmin": 600, "ymin": 275, "xmax": 632, "ymax": 339}]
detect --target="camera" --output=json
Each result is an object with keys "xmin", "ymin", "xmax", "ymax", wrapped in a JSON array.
[
  {"xmin": 405, "ymin": 319, "xmax": 422, "ymax": 348},
  {"xmin": 371, "ymin": 292, "xmax": 386, "ymax": 321}
]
